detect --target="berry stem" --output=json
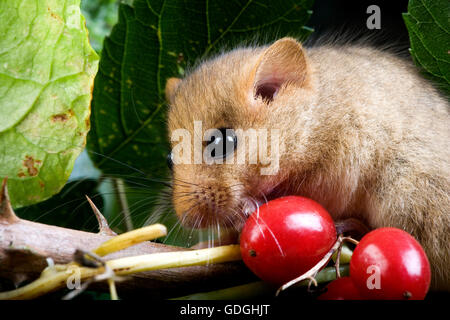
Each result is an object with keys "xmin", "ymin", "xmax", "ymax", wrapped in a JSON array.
[{"xmin": 276, "ymin": 234, "xmax": 359, "ymax": 296}]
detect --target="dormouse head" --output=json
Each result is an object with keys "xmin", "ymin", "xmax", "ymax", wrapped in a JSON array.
[{"xmin": 165, "ymin": 37, "xmax": 316, "ymax": 230}]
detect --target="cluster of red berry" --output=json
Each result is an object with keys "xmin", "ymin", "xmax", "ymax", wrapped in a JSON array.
[{"xmin": 240, "ymin": 196, "xmax": 431, "ymax": 300}]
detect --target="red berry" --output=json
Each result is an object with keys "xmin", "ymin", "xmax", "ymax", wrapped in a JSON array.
[
  {"xmin": 240, "ymin": 196, "xmax": 337, "ymax": 285},
  {"xmin": 350, "ymin": 227, "xmax": 431, "ymax": 300},
  {"xmin": 318, "ymin": 277, "xmax": 363, "ymax": 300}
]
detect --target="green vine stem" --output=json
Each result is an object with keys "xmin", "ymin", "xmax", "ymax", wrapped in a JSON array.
[{"xmin": 172, "ymin": 265, "xmax": 350, "ymax": 300}]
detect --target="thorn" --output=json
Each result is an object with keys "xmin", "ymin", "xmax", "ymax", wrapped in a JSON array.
[
  {"xmin": 85, "ymin": 195, "xmax": 116, "ymax": 236},
  {"xmin": 0, "ymin": 178, "xmax": 19, "ymax": 224}
]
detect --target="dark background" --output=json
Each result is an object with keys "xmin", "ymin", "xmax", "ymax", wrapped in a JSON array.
[{"xmin": 307, "ymin": 0, "xmax": 410, "ymax": 48}]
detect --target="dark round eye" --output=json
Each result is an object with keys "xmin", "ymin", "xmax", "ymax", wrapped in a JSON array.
[
  {"xmin": 206, "ymin": 128, "xmax": 237, "ymax": 160},
  {"xmin": 167, "ymin": 151, "xmax": 174, "ymax": 170}
]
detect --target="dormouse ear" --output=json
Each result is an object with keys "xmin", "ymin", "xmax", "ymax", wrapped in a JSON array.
[
  {"xmin": 253, "ymin": 37, "xmax": 309, "ymax": 102},
  {"xmin": 165, "ymin": 77, "xmax": 182, "ymax": 103}
]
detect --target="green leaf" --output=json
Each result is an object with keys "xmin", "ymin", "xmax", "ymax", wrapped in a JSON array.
[
  {"xmin": 81, "ymin": 0, "xmax": 119, "ymax": 52},
  {"xmin": 88, "ymin": 0, "xmax": 314, "ymax": 176},
  {"xmin": 403, "ymin": 0, "xmax": 450, "ymax": 95},
  {"xmin": 0, "ymin": 0, "xmax": 99, "ymax": 207}
]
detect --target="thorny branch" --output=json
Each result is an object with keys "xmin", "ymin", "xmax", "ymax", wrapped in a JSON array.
[{"xmin": 0, "ymin": 178, "xmax": 253, "ymax": 299}]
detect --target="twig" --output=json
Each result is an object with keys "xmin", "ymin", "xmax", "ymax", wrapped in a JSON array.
[
  {"xmin": 335, "ymin": 241, "xmax": 343, "ymax": 278},
  {"xmin": 0, "ymin": 245, "xmax": 242, "ymax": 300},
  {"xmin": 0, "ymin": 178, "xmax": 252, "ymax": 298},
  {"xmin": 114, "ymin": 178, "xmax": 133, "ymax": 231},
  {"xmin": 173, "ymin": 265, "xmax": 350, "ymax": 300},
  {"xmin": 93, "ymin": 224, "xmax": 167, "ymax": 257},
  {"xmin": 108, "ymin": 278, "xmax": 118, "ymax": 300}
]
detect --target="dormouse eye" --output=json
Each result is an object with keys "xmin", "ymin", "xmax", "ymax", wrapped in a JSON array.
[
  {"xmin": 206, "ymin": 128, "xmax": 237, "ymax": 160},
  {"xmin": 167, "ymin": 151, "xmax": 174, "ymax": 170}
]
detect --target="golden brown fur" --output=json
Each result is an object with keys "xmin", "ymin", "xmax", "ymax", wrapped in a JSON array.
[{"xmin": 165, "ymin": 38, "xmax": 450, "ymax": 290}]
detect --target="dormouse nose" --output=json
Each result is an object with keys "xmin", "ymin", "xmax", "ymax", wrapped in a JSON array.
[{"xmin": 172, "ymin": 181, "xmax": 236, "ymax": 228}]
